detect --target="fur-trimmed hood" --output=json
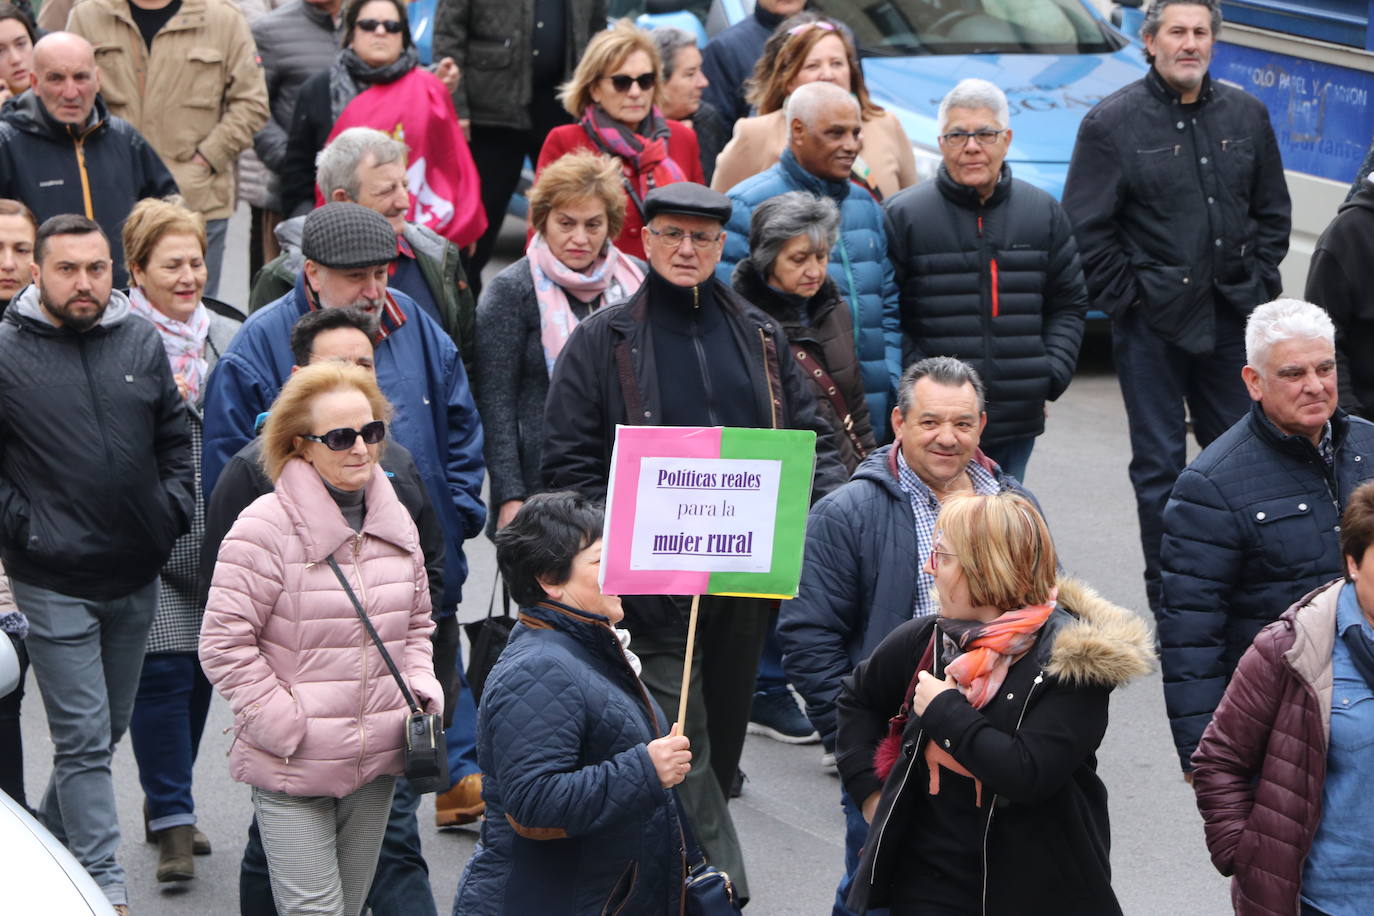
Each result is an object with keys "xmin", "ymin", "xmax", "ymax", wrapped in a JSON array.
[{"xmin": 1046, "ymin": 577, "xmax": 1156, "ymax": 688}]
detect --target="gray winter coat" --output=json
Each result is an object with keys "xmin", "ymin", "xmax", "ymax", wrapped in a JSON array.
[{"xmin": 432, "ymin": 0, "xmax": 606, "ymax": 129}]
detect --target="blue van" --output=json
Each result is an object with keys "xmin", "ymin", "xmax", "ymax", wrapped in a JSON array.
[{"xmin": 637, "ymin": 0, "xmax": 1152, "ymax": 201}]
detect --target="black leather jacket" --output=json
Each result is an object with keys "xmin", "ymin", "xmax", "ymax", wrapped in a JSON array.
[{"xmin": 1062, "ymin": 70, "xmax": 1291, "ymax": 355}]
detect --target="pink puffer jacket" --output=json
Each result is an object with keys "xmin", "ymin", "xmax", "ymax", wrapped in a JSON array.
[{"xmin": 200, "ymin": 458, "xmax": 441, "ymax": 798}]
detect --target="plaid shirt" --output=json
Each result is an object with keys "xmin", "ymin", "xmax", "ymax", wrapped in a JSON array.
[
  {"xmin": 895, "ymin": 449, "xmax": 1002, "ymax": 617},
  {"xmin": 1318, "ymin": 421, "xmax": 1335, "ymax": 469}
]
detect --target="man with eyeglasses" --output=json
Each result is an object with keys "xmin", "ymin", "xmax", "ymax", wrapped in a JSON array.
[
  {"xmin": 883, "ymin": 78, "xmax": 1088, "ymax": 483},
  {"xmin": 1062, "ymin": 0, "xmax": 1290, "ymax": 617},
  {"xmin": 201, "ymin": 306, "xmax": 463, "ymax": 916},
  {"xmin": 718, "ymin": 80, "xmax": 902, "ymax": 430},
  {"xmin": 543, "ymin": 182, "xmax": 846, "ymax": 905}
]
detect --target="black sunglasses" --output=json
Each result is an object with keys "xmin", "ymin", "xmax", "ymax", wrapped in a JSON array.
[
  {"xmin": 356, "ymin": 18, "xmax": 403, "ymax": 33},
  {"xmin": 303, "ymin": 420, "xmax": 386, "ymax": 451},
  {"xmin": 604, "ymin": 72, "xmax": 656, "ymax": 93}
]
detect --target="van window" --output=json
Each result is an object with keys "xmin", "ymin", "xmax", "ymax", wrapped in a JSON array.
[{"xmin": 820, "ymin": 0, "xmax": 1125, "ymax": 55}]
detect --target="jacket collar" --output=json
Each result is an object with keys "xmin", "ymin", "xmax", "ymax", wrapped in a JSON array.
[
  {"xmin": 1042, "ymin": 578, "xmax": 1155, "ymax": 688},
  {"xmin": 752, "ymin": 0, "xmax": 785, "ymax": 30},
  {"xmin": 1145, "ymin": 66, "xmax": 1214, "ymax": 107},
  {"xmin": 102, "ymin": 0, "xmax": 209, "ymax": 32},
  {"xmin": 5, "ymin": 89, "xmax": 107, "ymax": 142},
  {"xmin": 728, "ymin": 255, "xmax": 839, "ymax": 329},
  {"xmin": 1283, "ymin": 579, "xmax": 1341, "ymax": 733},
  {"xmin": 273, "ymin": 458, "xmax": 418, "ymax": 563},
  {"xmin": 778, "ymin": 147, "xmax": 851, "ymax": 202},
  {"xmin": 300, "ymin": 0, "xmax": 338, "ymax": 31},
  {"xmin": 1247, "ymin": 400, "xmax": 1348, "ymax": 459},
  {"xmin": 6, "ymin": 283, "xmax": 131, "ymax": 334},
  {"xmin": 935, "ymin": 162, "xmax": 1012, "ymax": 212}
]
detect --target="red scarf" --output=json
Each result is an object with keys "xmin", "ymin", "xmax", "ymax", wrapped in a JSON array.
[
  {"xmin": 579, "ymin": 104, "xmax": 686, "ymax": 218},
  {"xmin": 319, "ymin": 68, "xmax": 488, "ymax": 248}
]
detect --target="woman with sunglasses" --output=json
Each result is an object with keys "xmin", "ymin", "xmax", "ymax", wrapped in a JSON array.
[
  {"xmin": 711, "ymin": 13, "xmax": 917, "ymax": 201},
  {"xmin": 536, "ymin": 19, "xmax": 705, "ymax": 259},
  {"xmin": 201, "ymin": 362, "xmax": 443, "ymax": 916},
  {"xmin": 279, "ymin": 0, "xmax": 485, "ymax": 248},
  {"xmin": 118, "ymin": 198, "xmax": 243, "ymax": 884},
  {"xmin": 835, "ymin": 491, "xmax": 1152, "ymax": 915}
]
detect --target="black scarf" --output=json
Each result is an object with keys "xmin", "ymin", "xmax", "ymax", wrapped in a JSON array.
[{"xmin": 328, "ymin": 47, "xmax": 420, "ymax": 122}]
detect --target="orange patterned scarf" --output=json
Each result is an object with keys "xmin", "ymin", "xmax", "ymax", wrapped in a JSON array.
[{"xmin": 941, "ymin": 593, "xmax": 1057, "ymax": 709}]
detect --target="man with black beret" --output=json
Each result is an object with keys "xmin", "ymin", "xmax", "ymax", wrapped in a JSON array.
[
  {"xmin": 542, "ymin": 182, "xmax": 845, "ymax": 902},
  {"xmin": 200, "ymin": 202, "xmax": 487, "ymax": 913}
]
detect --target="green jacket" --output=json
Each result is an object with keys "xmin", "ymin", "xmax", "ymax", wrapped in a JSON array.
[{"xmin": 249, "ymin": 216, "xmax": 476, "ymax": 371}]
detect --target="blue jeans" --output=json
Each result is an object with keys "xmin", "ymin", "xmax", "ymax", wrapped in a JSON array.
[
  {"xmin": 835, "ymin": 787, "xmax": 889, "ymax": 916},
  {"xmin": 1112, "ymin": 306, "xmax": 1249, "ymax": 613},
  {"xmin": 129, "ymin": 651, "xmax": 213, "ymax": 830},
  {"xmin": 17, "ymin": 578, "xmax": 158, "ymax": 908},
  {"xmin": 445, "ymin": 660, "xmax": 480, "ymax": 785},
  {"xmin": 239, "ymin": 777, "xmax": 437, "ymax": 916},
  {"xmin": 981, "ymin": 436, "xmax": 1035, "ymax": 483},
  {"xmin": 754, "ymin": 605, "xmax": 788, "ymax": 696}
]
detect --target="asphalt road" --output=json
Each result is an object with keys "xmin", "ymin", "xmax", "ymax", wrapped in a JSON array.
[{"xmin": 15, "ymin": 206, "xmax": 1234, "ymax": 915}]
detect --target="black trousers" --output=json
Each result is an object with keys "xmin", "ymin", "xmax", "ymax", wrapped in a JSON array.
[
  {"xmin": 1111, "ymin": 304, "xmax": 1250, "ymax": 614},
  {"xmin": 467, "ymin": 88, "xmax": 572, "ymax": 293},
  {"xmin": 0, "ymin": 634, "xmax": 27, "ymax": 807}
]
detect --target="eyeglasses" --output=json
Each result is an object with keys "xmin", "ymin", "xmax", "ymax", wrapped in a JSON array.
[
  {"xmin": 938, "ymin": 128, "xmax": 1008, "ymax": 147},
  {"xmin": 303, "ymin": 420, "xmax": 386, "ymax": 451},
  {"xmin": 356, "ymin": 18, "xmax": 403, "ymax": 33},
  {"xmin": 603, "ymin": 72, "xmax": 656, "ymax": 93},
  {"xmin": 929, "ymin": 531, "xmax": 958, "ymax": 569},
  {"xmin": 787, "ymin": 20, "xmax": 838, "ymax": 35},
  {"xmin": 647, "ymin": 227, "xmax": 722, "ymax": 250}
]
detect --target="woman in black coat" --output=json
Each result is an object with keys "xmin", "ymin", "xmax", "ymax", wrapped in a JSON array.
[{"xmin": 836, "ymin": 491, "xmax": 1153, "ymax": 915}]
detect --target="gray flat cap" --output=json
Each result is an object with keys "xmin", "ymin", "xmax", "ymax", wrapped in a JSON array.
[
  {"xmin": 644, "ymin": 183, "xmax": 732, "ymax": 224},
  {"xmin": 301, "ymin": 202, "xmax": 396, "ymax": 270}
]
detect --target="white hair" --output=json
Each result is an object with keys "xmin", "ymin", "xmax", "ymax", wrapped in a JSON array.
[
  {"xmin": 938, "ymin": 78, "xmax": 1010, "ymax": 132},
  {"xmin": 784, "ymin": 80, "xmax": 860, "ymax": 130},
  {"xmin": 315, "ymin": 127, "xmax": 409, "ymax": 202},
  {"xmin": 1244, "ymin": 298, "xmax": 1336, "ymax": 371}
]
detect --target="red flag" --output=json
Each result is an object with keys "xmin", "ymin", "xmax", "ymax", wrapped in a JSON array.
[{"xmin": 320, "ymin": 68, "xmax": 488, "ymax": 248}]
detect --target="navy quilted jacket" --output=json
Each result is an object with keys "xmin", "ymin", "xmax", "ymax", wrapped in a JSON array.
[
  {"xmin": 778, "ymin": 444, "xmax": 1029, "ymax": 751},
  {"xmin": 1159, "ymin": 403, "xmax": 1374, "ymax": 770},
  {"xmin": 454, "ymin": 601, "xmax": 685, "ymax": 915},
  {"xmin": 718, "ymin": 148, "xmax": 902, "ymax": 425}
]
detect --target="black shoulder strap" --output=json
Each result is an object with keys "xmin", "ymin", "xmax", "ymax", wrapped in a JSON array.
[{"xmin": 326, "ymin": 555, "xmax": 420, "ymax": 715}]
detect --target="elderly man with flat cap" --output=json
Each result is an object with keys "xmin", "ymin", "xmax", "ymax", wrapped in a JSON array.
[{"xmin": 543, "ymin": 182, "xmax": 845, "ymax": 902}]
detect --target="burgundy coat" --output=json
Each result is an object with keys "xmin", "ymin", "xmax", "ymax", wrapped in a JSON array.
[{"xmin": 1191, "ymin": 579, "xmax": 1341, "ymax": 916}]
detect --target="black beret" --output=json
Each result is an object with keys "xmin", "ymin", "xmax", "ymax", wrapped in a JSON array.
[
  {"xmin": 301, "ymin": 202, "xmax": 397, "ymax": 270},
  {"xmin": 643, "ymin": 183, "xmax": 732, "ymax": 224}
]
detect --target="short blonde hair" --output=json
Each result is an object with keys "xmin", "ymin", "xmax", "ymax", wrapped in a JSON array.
[
  {"xmin": 936, "ymin": 491, "xmax": 1057, "ymax": 612},
  {"xmin": 122, "ymin": 197, "xmax": 206, "ymax": 281},
  {"xmin": 559, "ymin": 19, "xmax": 662, "ymax": 119},
  {"xmin": 529, "ymin": 149, "xmax": 628, "ymax": 241},
  {"xmin": 259, "ymin": 363, "xmax": 392, "ymax": 483}
]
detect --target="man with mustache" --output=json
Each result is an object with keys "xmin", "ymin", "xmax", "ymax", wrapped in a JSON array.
[
  {"xmin": 0, "ymin": 214, "xmax": 194, "ymax": 914},
  {"xmin": 778, "ymin": 356, "xmax": 1036, "ymax": 916},
  {"xmin": 1158, "ymin": 299, "xmax": 1374, "ymax": 779},
  {"xmin": 1062, "ymin": 0, "xmax": 1291, "ymax": 620}
]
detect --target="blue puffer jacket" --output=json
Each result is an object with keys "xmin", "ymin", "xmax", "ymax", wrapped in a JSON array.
[
  {"xmin": 778, "ymin": 443, "xmax": 1030, "ymax": 750},
  {"xmin": 718, "ymin": 148, "xmax": 902, "ymax": 425},
  {"xmin": 200, "ymin": 274, "xmax": 486, "ymax": 611},
  {"xmin": 1159, "ymin": 403, "xmax": 1374, "ymax": 769},
  {"xmin": 454, "ymin": 601, "xmax": 685, "ymax": 915}
]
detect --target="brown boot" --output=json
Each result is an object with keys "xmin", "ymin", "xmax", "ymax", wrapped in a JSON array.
[
  {"xmin": 435, "ymin": 773, "xmax": 484, "ymax": 828},
  {"xmin": 192, "ymin": 828, "xmax": 211, "ymax": 856},
  {"xmin": 155, "ymin": 825, "xmax": 195, "ymax": 882}
]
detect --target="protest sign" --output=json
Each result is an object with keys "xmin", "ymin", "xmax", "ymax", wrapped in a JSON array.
[{"xmin": 599, "ymin": 425, "xmax": 817, "ymax": 731}]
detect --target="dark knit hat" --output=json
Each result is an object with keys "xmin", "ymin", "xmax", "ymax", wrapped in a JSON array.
[
  {"xmin": 644, "ymin": 183, "xmax": 732, "ymax": 224},
  {"xmin": 301, "ymin": 202, "xmax": 396, "ymax": 269}
]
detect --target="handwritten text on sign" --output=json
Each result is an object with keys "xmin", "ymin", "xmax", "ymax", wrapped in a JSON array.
[{"xmin": 629, "ymin": 457, "xmax": 782, "ymax": 574}]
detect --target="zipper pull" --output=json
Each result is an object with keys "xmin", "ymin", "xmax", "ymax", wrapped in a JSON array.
[
  {"xmin": 692, "ymin": 285, "xmax": 699, "ymax": 310},
  {"xmin": 976, "ymin": 215, "xmax": 983, "ymax": 238},
  {"xmin": 1173, "ymin": 144, "xmax": 1181, "ymax": 156},
  {"xmin": 1221, "ymin": 139, "xmax": 1229, "ymax": 151}
]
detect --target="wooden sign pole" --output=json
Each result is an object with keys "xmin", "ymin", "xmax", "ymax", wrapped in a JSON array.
[{"xmin": 672, "ymin": 593, "xmax": 702, "ymax": 736}]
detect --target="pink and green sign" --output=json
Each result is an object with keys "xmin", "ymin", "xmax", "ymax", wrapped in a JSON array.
[{"xmin": 600, "ymin": 426, "xmax": 817, "ymax": 599}]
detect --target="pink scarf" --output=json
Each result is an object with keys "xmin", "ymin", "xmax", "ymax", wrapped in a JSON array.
[
  {"xmin": 127, "ymin": 287, "xmax": 211, "ymax": 403},
  {"xmin": 941, "ymin": 591, "xmax": 1058, "ymax": 709},
  {"xmin": 528, "ymin": 234, "xmax": 645, "ymax": 373}
]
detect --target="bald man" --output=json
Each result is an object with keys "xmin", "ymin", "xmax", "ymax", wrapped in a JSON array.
[{"xmin": 0, "ymin": 32, "xmax": 177, "ymax": 287}]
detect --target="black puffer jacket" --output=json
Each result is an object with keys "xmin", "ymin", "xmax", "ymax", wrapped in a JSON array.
[
  {"xmin": 837, "ymin": 579, "xmax": 1153, "ymax": 915},
  {"xmin": 1305, "ymin": 176, "xmax": 1374, "ymax": 420},
  {"xmin": 1062, "ymin": 70, "xmax": 1290, "ymax": 355},
  {"xmin": 1158, "ymin": 403, "xmax": 1374, "ymax": 769},
  {"xmin": 885, "ymin": 165, "xmax": 1087, "ymax": 447},
  {"xmin": 432, "ymin": 0, "xmax": 605, "ymax": 129},
  {"xmin": 0, "ymin": 287, "xmax": 194, "ymax": 600},
  {"xmin": 542, "ymin": 271, "xmax": 847, "ymax": 635},
  {"xmin": 0, "ymin": 93, "xmax": 178, "ymax": 289},
  {"xmin": 732, "ymin": 258, "xmax": 875, "ymax": 473}
]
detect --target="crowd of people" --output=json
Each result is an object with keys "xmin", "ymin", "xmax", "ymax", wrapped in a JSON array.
[{"xmin": 0, "ymin": 0, "xmax": 1372, "ymax": 913}]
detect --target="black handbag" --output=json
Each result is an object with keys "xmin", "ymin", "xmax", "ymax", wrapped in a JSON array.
[
  {"xmin": 674, "ymin": 793, "xmax": 741, "ymax": 914},
  {"xmin": 327, "ymin": 556, "xmax": 450, "ymax": 794},
  {"xmin": 465, "ymin": 571, "xmax": 516, "ymax": 706}
]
